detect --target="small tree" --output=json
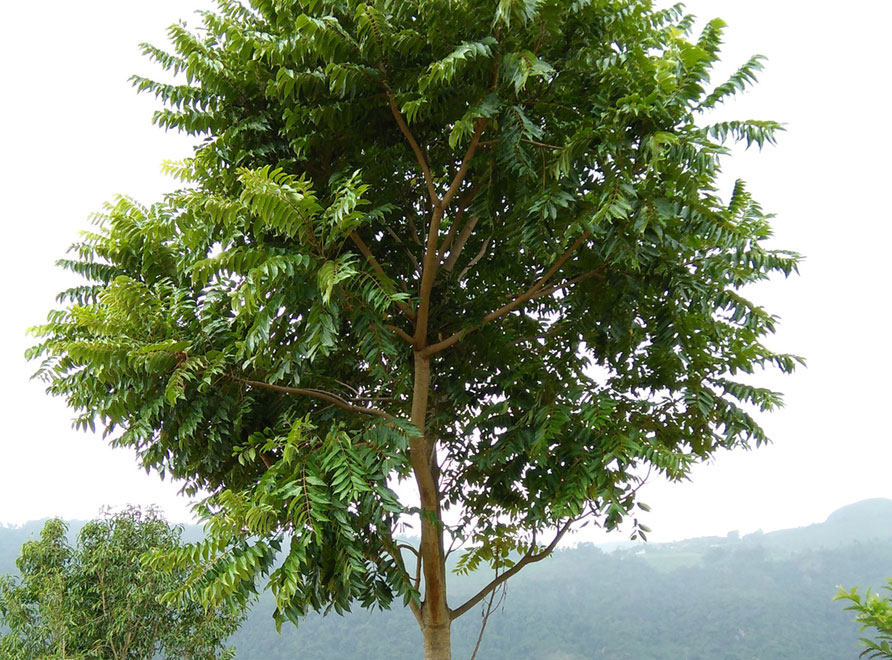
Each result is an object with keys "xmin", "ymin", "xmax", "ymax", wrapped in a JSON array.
[
  {"xmin": 838, "ymin": 583, "xmax": 892, "ymax": 659},
  {"xmin": 28, "ymin": 1, "xmax": 799, "ymax": 658},
  {"xmin": 0, "ymin": 508, "xmax": 243, "ymax": 660}
]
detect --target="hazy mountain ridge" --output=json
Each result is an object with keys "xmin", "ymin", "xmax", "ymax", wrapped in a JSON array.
[{"xmin": 2, "ymin": 500, "xmax": 891, "ymax": 659}]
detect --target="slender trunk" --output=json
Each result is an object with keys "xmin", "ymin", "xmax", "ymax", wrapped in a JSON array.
[
  {"xmin": 410, "ymin": 352, "xmax": 451, "ymax": 660},
  {"xmin": 422, "ymin": 620, "xmax": 452, "ymax": 660}
]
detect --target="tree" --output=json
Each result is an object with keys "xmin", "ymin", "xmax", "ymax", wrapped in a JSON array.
[
  {"xmin": 28, "ymin": 1, "xmax": 799, "ymax": 658},
  {"xmin": 0, "ymin": 508, "xmax": 244, "ymax": 660},
  {"xmin": 838, "ymin": 583, "xmax": 892, "ymax": 659}
]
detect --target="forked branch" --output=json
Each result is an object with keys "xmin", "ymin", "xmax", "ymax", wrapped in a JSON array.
[
  {"xmin": 438, "ymin": 183, "xmax": 480, "ymax": 263},
  {"xmin": 481, "ymin": 231, "xmax": 591, "ymax": 324},
  {"xmin": 530, "ymin": 267, "xmax": 605, "ymax": 299}
]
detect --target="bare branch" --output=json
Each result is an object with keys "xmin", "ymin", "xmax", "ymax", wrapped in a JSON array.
[
  {"xmin": 384, "ymin": 225, "xmax": 421, "ymax": 274},
  {"xmin": 418, "ymin": 327, "xmax": 469, "ymax": 358},
  {"xmin": 437, "ymin": 183, "xmax": 480, "ymax": 262},
  {"xmin": 445, "ymin": 533, "xmax": 464, "ymax": 559},
  {"xmin": 406, "ymin": 216, "xmax": 423, "ymax": 246},
  {"xmin": 522, "ymin": 138, "xmax": 561, "ymax": 150},
  {"xmin": 412, "ymin": 206, "xmax": 444, "ymax": 346},
  {"xmin": 481, "ymin": 231, "xmax": 591, "ymax": 324},
  {"xmin": 386, "ymin": 91, "xmax": 440, "ymax": 206},
  {"xmin": 450, "ymin": 520, "xmax": 574, "ymax": 620},
  {"xmin": 414, "ymin": 547, "xmax": 423, "ymax": 592},
  {"xmin": 441, "ymin": 215, "xmax": 479, "ymax": 272},
  {"xmin": 383, "ymin": 540, "xmax": 422, "ymax": 626},
  {"xmin": 456, "ymin": 235, "xmax": 492, "ymax": 281},
  {"xmin": 333, "ymin": 379, "xmax": 359, "ymax": 396},
  {"xmin": 230, "ymin": 375, "xmax": 394, "ymax": 420},
  {"xmin": 412, "ymin": 123, "xmax": 488, "ymax": 347},
  {"xmin": 397, "ymin": 543, "xmax": 420, "ymax": 558}
]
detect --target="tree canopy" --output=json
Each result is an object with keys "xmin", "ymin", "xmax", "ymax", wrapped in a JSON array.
[
  {"xmin": 0, "ymin": 508, "xmax": 243, "ymax": 660},
  {"xmin": 28, "ymin": 0, "xmax": 799, "ymax": 657}
]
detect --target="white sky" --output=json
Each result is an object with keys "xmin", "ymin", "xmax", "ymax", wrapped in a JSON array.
[{"xmin": 1, "ymin": 1, "xmax": 889, "ymax": 544}]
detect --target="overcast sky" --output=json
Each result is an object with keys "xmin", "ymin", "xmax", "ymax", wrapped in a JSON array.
[{"xmin": 1, "ymin": 1, "xmax": 889, "ymax": 544}]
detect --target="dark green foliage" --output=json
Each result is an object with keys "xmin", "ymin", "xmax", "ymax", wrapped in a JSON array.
[{"xmin": 28, "ymin": 0, "xmax": 798, "ymax": 640}]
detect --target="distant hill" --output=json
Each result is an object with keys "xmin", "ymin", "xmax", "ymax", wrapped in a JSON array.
[
  {"xmin": 630, "ymin": 498, "xmax": 892, "ymax": 572},
  {"xmin": 3, "ymin": 500, "xmax": 892, "ymax": 659},
  {"xmin": 741, "ymin": 498, "xmax": 892, "ymax": 552}
]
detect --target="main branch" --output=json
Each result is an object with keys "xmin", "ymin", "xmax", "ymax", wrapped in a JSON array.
[
  {"xmin": 441, "ymin": 119, "xmax": 486, "ymax": 209},
  {"xmin": 386, "ymin": 92, "xmax": 440, "ymax": 206},
  {"xmin": 481, "ymin": 231, "xmax": 591, "ymax": 324},
  {"xmin": 421, "ymin": 231, "xmax": 592, "ymax": 357},
  {"xmin": 230, "ymin": 376, "xmax": 394, "ymax": 419},
  {"xmin": 449, "ymin": 520, "xmax": 574, "ymax": 620}
]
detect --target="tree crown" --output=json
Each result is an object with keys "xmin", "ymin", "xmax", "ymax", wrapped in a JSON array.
[{"xmin": 29, "ymin": 0, "xmax": 799, "ymax": 630}]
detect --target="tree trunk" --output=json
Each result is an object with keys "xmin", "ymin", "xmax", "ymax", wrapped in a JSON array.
[
  {"xmin": 422, "ymin": 620, "xmax": 452, "ymax": 660},
  {"xmin": 410, "ymin": 352, "xmax": 452, "ymax": 660}
]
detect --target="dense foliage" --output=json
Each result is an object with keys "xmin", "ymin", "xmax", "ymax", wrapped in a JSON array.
[
  {"xmin": 0, "ymin": 508, "xmax": 243, "ymax": 660},
  {"xmin": 27, "ymin": 0, "xmax": 798, "ymax": 656}
]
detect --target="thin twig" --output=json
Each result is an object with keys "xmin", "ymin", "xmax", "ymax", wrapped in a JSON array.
[
  {"xmin": 407, "ymin": 216, "xmax": 423, "ymax": 246},
  {"xmin": 397, "ymin": 543, "xmax": 420, "ymax": 558},
  {"xmin": 530, "ymin": 267, "xmax": 606, "ymax": 299},
  {"xmin": 522, "ymin": 138, "xmax": 561, "ymax": 150},
  {"xmin": 481, "ymin": 232, "xmax": 591, "ymax": 324},
  {"xmin": 438, "ymin": 183, "xmax": 480, "ymax": 262},
  {"xmin": 383, "ymin": 540, "xmax": 422, "ymax": 626},
  {"xmin": 456, "ymin": 235, "xmax": 492, "ymax": 281},
  {"xmin": 469, "ymin": 569, "xmax": 506, "ymax": 660},
  {"xmin": 441, "ymin": 119, "xmax": 487, "ymax": 209},
  {"xmin": 385, "ymin": 225, "xmax": 421, "ymax": 274}
]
